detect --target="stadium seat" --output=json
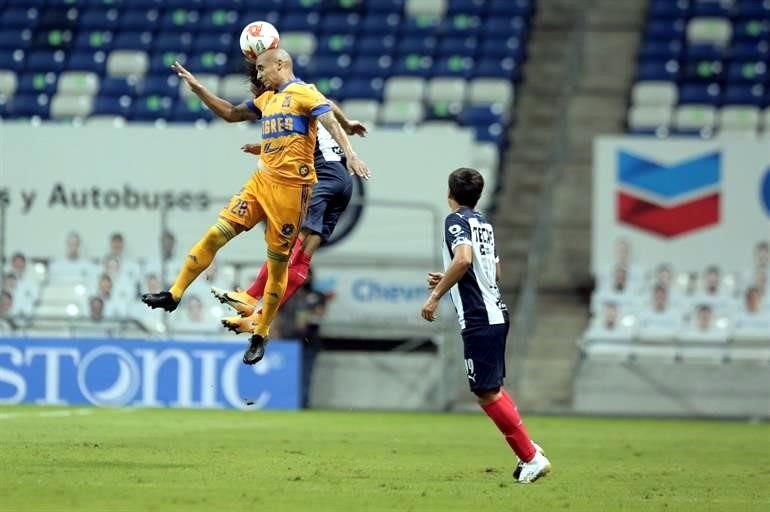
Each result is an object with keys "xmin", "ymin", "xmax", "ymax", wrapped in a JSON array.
[
  {"xmin": 351, "ymin": 56, "xmax": 393, "ymax": 79},
  {"xmin": 131, "ymin": 94, "xmax": 174, "ymax": 121},
  {"xmin": 357, "ymin": 35, "xmax": 397, "ymax": 56},
  {"xmin": 199, "ymin": 9, "xmax": 239, "ymax": 34},
  {"xmin": 485, "ymin": 17, "xmax": 528, "ymax": 38},
  {"xmin": 50, "ymin": 94, "xmax": 94, "ymax": 119},
  {"xmin": 57, "ymin": 71, "xmax": 99, "ymax": 96},
  {"xmin": 438, "ymin": 37, "xmax": 478, "ymax": 58},
  {"xmin": 631, "ymin": 81, "xmax": 678, "ymax": 107},
  {"xmin": 398, "ymin": 36, "xmax": 438, "ymax": 57},
  {"xmin": 678, "ymin": 83, "xmax": 722, "ymax": 105},
  {"xmin": 637, "ymin": 59, "xmax": 681, "ymax": 81},
  {"xmin": 322, "ymin": 13, "xmax": 361, "ymax": 34},
  {"xmin": 68, "ymin": 51, "xmax": 107, "ymax": 74},
  {"xmin": 360, "ymin": 14, "xmax": 401, "ymax": 35},
  {"xmin": 627, "ymin": 105, "xmax": 673, "ymax": 132},
  {"xmin": 25, "ymin": 50, "xmax": 67, "ymax": 72},
  {"xmin": 674, "ymin": 104, "xmax": 717, "ymax": 134},
  {"xmin": 473, "ymin": 122, "xmax": 505, "ymax": 145},
  {"xmin": 405, "ymin": 0, "xmax": 448, "ymax": 18},
  {"xmin": 93, "ymin": 94, "xmax": 133, "ymax": 117},
  {"xmin": 0, "ymin": 29, "xmax": 33, "ymax": 50},
  {"xmin": 0, "ymin": 49, "xmax": 25, "ymax": 71},
  {"xmin": 139, "ymin": 75, "xmax": 181, "ymax": 97},
  {"xmin": 392, "ymin": 54, "xmax": 434, "ymax": 77},
  {"xmin": 480, "ymin": 36, "xmax": 525, "ymax": 60},
  {"xmin": 425, "ymin": 77, "xmax": 466, "ymax": 104},
  {"xmin": 160, "ymin": 9, "xmax": 202, "ymax": 33},
  {"xmin": 1, "ymin": 8, "xmax": 40, "ymax": 30},
  {"xmin": 218, "ymin": 73, "xmax": 248, "ymax": 103},
  {"xmin": 179, "ymin": 74, "xmax": 218, "ymax": 99},
  {"xmin": 338, "ymin": 77, "xmax": 385, "ymax": 100},
  {"xmin": 279, "ymin": 32, "xmax": 317, "ymax": 57},
  {"xmin": 379, "ymin": 99, "xmax": 425, "ymax": 124},
  {"xmin": 172, "ymin": 97, "xmax": 213, "ymax": 122},
  {"xmin": 106, "ymin": 50, "xmax": 149, "ymax": 78},
  {"xmin": 280, "ymin": 13, "xmax": 322, "ymax": 33},
  {"xmin": 74, "ymin": 30, "xmax": 113, "ymax": 52},
  {"xmin": 719, "ymin": 106, "xmax": 761, "ymax": 132},
  {"xmin": 153, "ymin": 32, "xmax": 194, "ymax": 53},
  {"xmin": 317, "ymin": 34, "xmax": 356, "ymax": 56},
  {"xmin": 183, "ymin": 52, "xmax": 227, "ymax": 74},
  {"xmin": 473, "ymin": 57, "xmax": 521, "ymax": 80},
  {"xmin": 401, "ymin": 16, "xmax": 441, "ymax": 37},
  {"xmin": 458, "ymin": 104, "xmax": 506, "ymax": 127},
  {"xmin": 119, "ymin": 9, "xmax": 161, "ymax": 32},
  {"xmin": 384, "ymin": 76, "xmax": 426, "ymax": 101},
  {"xmin": 368, "ymin": 0, "xmax": 406, "ymax": 14},
  {"xmin": 79, "ymin": 8, "xmax": 120, "ymax": 31},
  {"xmin": 192, "ymin": 34, "xmax": 234, "ymax": 54},
  {"xmin": 723, "ymin": 84, "xmax": 766, "ymax": 106},
  {"xmin": 112, "ymin": 31, "xmax": 155, "ymax": 52},
  {"xmin": 468, "ymin": 78, "xmax": 513, "ymax": 109},
  {"xmin": 16, "ymin": 71, "xmax": 57, "ymax": 95},
  {"xmin": 727, "ymin": 61, "xmax": 768, "ymax": 84},
  {"xmin": 340, "ymin": 99, "xmax": 380, "ymax": 124},
  {"xmin": 687, "ymin": 18, "xmax": 732, "ymax": 47},
  {"xmin": 0, "ymin": 70, "xmax": 18, "ymax": 96},
  {"xmin": 3, "ymin": 93, "xmax": 50, "ymax": 118}
]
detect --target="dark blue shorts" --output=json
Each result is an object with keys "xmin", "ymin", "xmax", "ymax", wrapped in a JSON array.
[
  {"xmin": 462, "ymin": 321, "xmax": 510, "ymax": 393},
  {"xmin": 303, "ymin": 161, "xmax": 353, "ymax": 242}
]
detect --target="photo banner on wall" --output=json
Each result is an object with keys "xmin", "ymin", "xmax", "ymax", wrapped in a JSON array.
[{"xmin": 593, "ymin": 137, "xmax": 770, "ymax": 273}]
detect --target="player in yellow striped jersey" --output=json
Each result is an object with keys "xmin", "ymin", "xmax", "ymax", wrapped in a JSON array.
[{"xmin": 142, "ymin": 48, "xmax": 369, "ymax": 365}]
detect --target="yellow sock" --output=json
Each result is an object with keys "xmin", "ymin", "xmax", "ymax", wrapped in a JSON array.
[
  {"xmin": 169, "ymin": 220, "xmax": 236, "ymax": 301},
  {"xmin": 252, "ymin": 249, "xmax": 290, "ymax": 338}
]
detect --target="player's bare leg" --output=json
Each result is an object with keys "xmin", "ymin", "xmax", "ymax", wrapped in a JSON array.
[
  {"xmin": 142, "ymin": 218, "xmax": 242, "ymax": 312},
  {"xmin": 242, "ymin": 250, "xmax": 290, "ymax": 365}
]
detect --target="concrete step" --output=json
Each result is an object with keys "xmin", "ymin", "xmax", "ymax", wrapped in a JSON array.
[{"xmin": 579, "ymin": 31, "xmax": 639, "ymax": 93}]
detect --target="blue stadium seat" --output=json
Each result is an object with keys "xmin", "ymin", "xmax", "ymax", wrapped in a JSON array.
[
  {"xmin": 401, "ymin": 17, "xmax": 441, "ymax": 37},
  {"xmin": 723, "ymin": 84, "xmax": 766, "ymax": 106},
  {"xmin": 139, "ymin": 75, "xmax": 181, "ymax": 97},
  {"xmin": 192, "ymin": 34, "xmax": 233, "ymax": 54},
  {"xmin": 79, "ymin": 9, "xmax": 120, "ymax": 31},
  {"xmin": 686, "ymin": 44, "xmax": 726, "ymax": 60},
  {"xmin": 484, "ymin": 18, "xmax": 528, "ymax": 38},
  {"xmin": 398, "ymin": 36, "xmax": 438, "ymax": 57},
  {"xmin": 733, "ymin": 20, "xmax": 770, "ymax": 42},
  {"xmin": 284, "ymin": 0, "xmax": 322, "ymax": 12},
  {"xmin": 439, "ymin": 15, "xmax": 483, "ymax": 38},
  {"xmin": 0, "ymin": 49, "xmax": 25, "ymax": 71},
  {"xmin": 338, "ymin": 78, "xmax": 384, "ymax": 101},
  {"xmin": 6, "ymin": 0, "xmax": 45, "ymax": 7},
  {"xmin": 119, "ymin": 9, "xmax": 161, "ymax": 32},
  {"xmin": 357, "ymin": 35, "xmax": 397, "ymax": 56},
  {"xmin": 351, "ymin": 56, "xmax": 393, "ymax": 79},
  {"xmin": 638, "ymin": 40, "xmax": 684, "ymax": 60},
  {"xmin": 438, "ymin": 37, "xmax": 478, "ymax": 58},
  {"xmin": 112, "ymin": 31, "xmax": 154, "ymax": 52},
  {"xmin": 280, "ymin": 13, "xmax": 322, "ymax": 32},
  {"xmin": 448, "ymin": 0, "xmax": 487, "ymax": 15},
  {"xmin": 727, "ymin": 61, "xmax": 768, "ymax": 84},
  {"xmin": 100, "ymin": 77, "xmax": 140, "ymax": 97},
  {"xmin": 1, "ymin": 8, "xmax": 40, "ymax": 29},
  {"xmin": 645, "ymin": 20, "xmax": 687, "ymax": 40},
  {"xmin": 130, "ymin": 95, "xmax": 174, "ymax": 121},
  {"xmin": 692, "ymin": 0, "xmax": 730, "ymax": 17},
  {"xmin": 488, "ymin": 0, "xmax": 533, "ymax": 17},
  {"xmin": 184, "ymin": 52, "xmax": 228, "ymax": 74},
  {"xmin": 199, "ymin": 9, "xmax": 240, "ymax": 34},
  {"xmin": 3, "ymin": 93, "xmax": 50, "ymax": 118},
  {"xmin": 25, "ymin": 50, "xmax": 67, "ymax": 72},
  {"xmin": 473, "ymin": 57, "xmax": 521, "ymax": 80},
  {"xmin": 391, "ymin": 55, "xmax": 433, "ymax": 77},
  {"xmin": 322, "ymin": 14, "xmax": 361, "ymax": 34},
  {"xmin": 310, "ymin": 76, "xmax": 345, "ymax": 97},
  {"xmin": 647, "ymin": 0, "xmax": 691, "ymax": 19},
  {"xmin": 305, "ymin": 55, "xmax": 352, "ymax": 79},
  {"xmin": 321, "ymin": 0, "xmax": 365, "ymax": 13},
  {"xmin": 74, "ymin": 30, "xmax": 113, "ymax": 52},
  {"xmin": 149, "ymin": 52, "xmax": 185, "ymax": 74},
  {"xmin": 637, "ymin": 59, "xmax": 681, "ymax": 81},
  {"xmin": 730, "ymin": 41, "xmax": 770, "ymax": 60},
  {"xmin": 38, "ymin": 8, "xmax": 80, "ymax": 31},
  {"xmin": 733, "ymin": 1, "xmax": 770, "ymax": 19},
  {"xmin": 684, "ymin": 59, "xmax": 725, "ymax": 82},
  {"xmin": 164, "ymin": 0, "xmax": 205, "ymax": 9},
  {"xmin": 154, "ymin": 33, "xmax": 193, "ymax": 53},
  {"xmin": 83, "ymin": 0, "xmax": 127, "ymax": 6},
  {"xmin": 119, "ymin": 0, "xmax": 161, "ymax": 8},
  {"xmin": 367, "ymin": 0, "xmax": 404, "ymax": 14},
  {"xmin": 16, "ymin": 72, "xmax": 57, "ymax": 95},
  {"xmin": 459, "ymin": 104, "xmax": 504, "ymax": 126},
  {"xmin": 317, "ymin": 34, "xmax": 356, "ymax": 56},
  {"xmin": 204, "ymin": 0, "xmax": 256, "ymax": 8},
  {"xmin": 473, "ymin": 123, "xmax": 505, "ymax": 146},
  {"xmin": 67, "ymin": 51, "xmax": 106, "ymax": 74},
  {"xmin": 93, "ymin": 94, "xmax": 133, "ymax": 117},
  {"xmin": 160, "ymin": 9, "xmax": 203, "ymax": 32},
  {"xmin": 31, "ymin": 29, "xmax": 74, "ymax": 52},
  {"xmin": 172, "ymin": 98, "xmax": 213, "ymax": 122},
  {"xmin": 479, "ymin": 37, "xmax": 525, "ymax": 60},
  {"xmin": 360, "ymin": 14, "xmax": 401, "ymax": 35},
  {"xmin": 239, "ymin": 11, "xmax": 282, "ymax": 32},
  {"xmin": 433, "ymin": 56, "xmax": 474, "ymax": 78},
  {"xmin": 0, "ymin": 29, "xmax": 32, "ymax": 50},
  {"xmin": 678, "ymin": 83, "xmax": 722, "ymax": 104}
]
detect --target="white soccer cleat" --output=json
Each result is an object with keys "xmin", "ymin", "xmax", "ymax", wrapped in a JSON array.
[
  {"xmin": 513, "ymin": 442, "xmax": 544, "ymax": 479},
  {"xmin": 516, "ymin": 450, "xmax": 551, "ymax": 484}
]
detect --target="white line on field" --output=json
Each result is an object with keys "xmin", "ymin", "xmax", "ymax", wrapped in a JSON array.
[{"xmin": 0, "ymin": 408, "xmax": 94, "ymax": 420}]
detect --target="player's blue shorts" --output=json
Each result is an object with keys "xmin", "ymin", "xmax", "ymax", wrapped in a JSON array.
[
  {"xmin": 461, "ymin": 319, "xmax": 510, "ymax": 393},
  {"xmin": 303, "ymin": 160, "xmax": 352, "ymax": 242}
]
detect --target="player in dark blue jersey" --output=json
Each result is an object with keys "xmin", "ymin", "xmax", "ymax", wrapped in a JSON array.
[
  {"xmin": 421, "ymin": 168, "xmax": 551, "ymax": 484},
  {"xmin": 211, "ymin": 65, "xmax": 366, "ymax": 332}
]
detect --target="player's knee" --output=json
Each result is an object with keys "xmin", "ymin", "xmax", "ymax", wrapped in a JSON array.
[
  {"xmin": 203, "ymin": 221, "xmax": 239, "ymax": 249},
  {"xmin": 474, "ymin": 387, "xmax": 502, "ymax": 405}
]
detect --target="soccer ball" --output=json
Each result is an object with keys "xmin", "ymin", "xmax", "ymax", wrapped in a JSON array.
[{"xmin": 239, "ymin": 21, "xmax": 280, "ymax": 62}]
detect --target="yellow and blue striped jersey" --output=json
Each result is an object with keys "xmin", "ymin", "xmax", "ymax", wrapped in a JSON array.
[{"xmin": 249, "ymin": 79, "xmax": 331, "ymax": 185}]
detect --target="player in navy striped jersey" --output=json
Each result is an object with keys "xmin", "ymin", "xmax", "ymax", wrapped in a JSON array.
[{"xmin": 421, "ymin": 168, "xmax": 551, "ymax": 484}]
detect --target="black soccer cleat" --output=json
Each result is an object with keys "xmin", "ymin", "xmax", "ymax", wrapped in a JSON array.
[
  {"xmin": 243, "ymin": 334, "xmax": 267, "ymax": 365},
  {"xmin": 141, "ymin": 291, "xmax": 179, "ymax": 312}
]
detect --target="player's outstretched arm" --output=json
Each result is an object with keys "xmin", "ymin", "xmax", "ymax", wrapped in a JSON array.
[
  {"xmin": 172, "ymin": 61, "xmax": 259, "ymax": 123},
  {"xmin": 421, "ymin": 245, "xmax": 472, "ymax": 322},
  {"xmin": 330, "ymin": 101, "xmax": 368, "ymax": 137},
  {"xmin": 317, "ymin": 110, "xmax": 371, "ymax": 180}
]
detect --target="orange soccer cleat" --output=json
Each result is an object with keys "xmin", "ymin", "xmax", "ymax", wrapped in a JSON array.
[{"xmin": 210, "ymin": 286, "xmax": 258, "ymax": 317}]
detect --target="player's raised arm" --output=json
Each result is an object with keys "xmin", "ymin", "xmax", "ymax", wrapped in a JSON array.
[
  {"xmin": 172, "ymin": 61, "xmax": 260, "ymax": 123},
  {"xmin": 317, "ymin": 110, "xmax": 370, "ymax": 180}
]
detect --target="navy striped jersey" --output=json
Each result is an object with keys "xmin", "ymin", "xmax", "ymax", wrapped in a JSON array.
[{"xmin": 443, "ymin": 207, "xmax": 507, "ymax": 330}]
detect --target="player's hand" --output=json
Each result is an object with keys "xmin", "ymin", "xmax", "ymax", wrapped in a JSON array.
[
  {"xmin": 345, "ymin": 120, "xmax": 368, "ymax": 137},
  {"xmin": 171, "ymin": 61, "xmax": 201, "ymax": 91},
  {"xmin": 347, "ymin": 154, "xmax": 370, "ymax": 180},
  {"xmin": 426, "ymin": 272, "xmax": 444, "ymax": 289},
  {"xmin": 241, "ymin": 143, "xmax": 261, "ymax": 156},
  {"xmin": 421, "ymin": 295, "xmax": 440, "ymax": 322}
]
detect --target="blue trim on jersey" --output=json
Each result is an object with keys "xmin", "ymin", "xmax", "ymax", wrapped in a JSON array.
[
  {"xmin": 277, "ymin": 78, "xmax": 304, "ymax": 92},
  {"xmin": 260, "ymin": 113, "xmax": 309, "ymax": 139},
  {"xmin": 245, "ymin": 100, "xmax": 261, "ymax": 115},
  {"xmin": 310, "ymin": 104, "xmax": 332, "ymax": 117}
]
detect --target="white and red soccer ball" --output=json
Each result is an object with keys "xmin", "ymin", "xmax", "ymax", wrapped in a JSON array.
[{"xmin": 239, "ymin": 21, "xmax": 280, "ymax": 61}]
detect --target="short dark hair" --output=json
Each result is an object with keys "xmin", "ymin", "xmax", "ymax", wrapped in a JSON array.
[{"xmin": 448, "ymin": 168, "xmax": 484, "ymax": 208}]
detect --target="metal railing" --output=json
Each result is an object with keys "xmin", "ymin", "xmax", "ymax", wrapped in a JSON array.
[{"xmin": 508, "ymin": 11, "xmax": 589, "ymax": 394}]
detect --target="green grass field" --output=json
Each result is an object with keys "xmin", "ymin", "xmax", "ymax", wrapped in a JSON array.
[{"xmin": 1, "ymin": 406, "xmax": 768, "ymax": 511}]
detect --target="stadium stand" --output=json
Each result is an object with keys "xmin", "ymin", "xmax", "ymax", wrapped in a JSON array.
[{"xmin": 0, "ymin": 0, "xmax": 534, "ymax": 336}]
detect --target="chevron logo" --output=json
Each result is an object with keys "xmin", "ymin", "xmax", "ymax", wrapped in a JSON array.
[{"xmin": 616, "ymin": 150, "xmax": 721, "ymax": 238}]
